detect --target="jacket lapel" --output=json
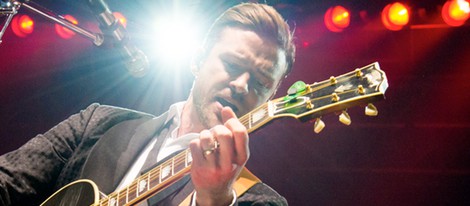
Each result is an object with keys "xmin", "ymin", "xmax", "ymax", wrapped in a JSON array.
[{"xmin": 80, "ymin": 112, "xmax": 169, "ymax": 194}]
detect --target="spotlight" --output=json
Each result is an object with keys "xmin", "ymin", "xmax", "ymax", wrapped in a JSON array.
[
  {"xmin": 442, "ymin": 0, "xmax": 470, "ymax": 26},
  {"xmin": 151, "ymin": 12, "xmax": 204, "ymax": 66},
  {"xmin": 382, "ymin": 2, "xmax": 410, "ymax": 31},
  {"xmin": 11, "ymin": 14, "xmax": 34, "ymax": 37},
  {"xmin": 55, "ymin": 15, "xmax": 78, "ymax": 39},
  {"xmin": 324, "ymin": 6, "xmax": 350, "ymax": 32}
]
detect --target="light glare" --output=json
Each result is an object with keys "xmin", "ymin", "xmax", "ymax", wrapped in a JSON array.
[
  {"xmin": 442, "ymin": 0, "xmax": 469, "ymax": 26},
  {"xmin": 324, "ymin": 6, "xmax": 351, "ymax": 32},
  {"xmin": 382, "ymin": 2, "xmax": 410, "ymax": 31},
  {"xmin": 151, "ymin": 13, "xmax": 203, "ymax": 66},
  {"xmin": 12, "ymin": 15, "xmax": 34, "ymax": 37}
]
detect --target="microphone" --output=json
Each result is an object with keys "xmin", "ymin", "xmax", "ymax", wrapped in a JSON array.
[{"xmin": 86, "ymin": 0, "xmax": 149, "ymax": 77}]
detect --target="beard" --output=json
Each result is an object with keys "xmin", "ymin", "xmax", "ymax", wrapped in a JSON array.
[{"xmin": 191, "ymin": 85, "xmax": 222, "ymax": 130}]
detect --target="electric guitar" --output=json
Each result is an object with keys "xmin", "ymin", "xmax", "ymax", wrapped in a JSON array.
[{"xmin": 41, "ymin": 62, "xmax": 388, "ymax": 206}]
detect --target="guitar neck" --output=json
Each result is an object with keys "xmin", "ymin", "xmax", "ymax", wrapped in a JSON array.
[{"xmin": 98, "ymin": 62, "xmax": 388, "ymax": 205}]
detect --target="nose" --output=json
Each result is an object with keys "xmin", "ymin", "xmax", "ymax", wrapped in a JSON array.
[{"xmin": 230, "ymin": 72, "xmax": 250, "ymax": 95}]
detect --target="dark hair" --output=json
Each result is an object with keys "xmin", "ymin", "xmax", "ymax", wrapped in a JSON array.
[{"xmin": 202, "ymin": 3, "xmax": 296, "ymax": 76}]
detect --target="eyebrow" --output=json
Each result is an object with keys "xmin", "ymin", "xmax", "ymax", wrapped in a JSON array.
[{"xmin": 220, "ymin": 52, "xmax": 276, "ymax": 82}]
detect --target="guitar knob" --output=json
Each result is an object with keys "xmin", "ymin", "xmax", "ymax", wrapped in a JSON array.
[
  {"xmin": 365, "ymin": 103, "xmax": 378, "ymax": 116},
  {"xmin": 339, "ymin": 111, "xmax": 351, "ymax": 125},
  {"xmin": 313, "ymin": 118, "xmax": 325, "ymax": 133}
]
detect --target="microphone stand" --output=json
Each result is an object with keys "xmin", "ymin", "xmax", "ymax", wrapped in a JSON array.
[{"xmin": 0, "ymin": 0, "xmax": 103, "ymax": 46}]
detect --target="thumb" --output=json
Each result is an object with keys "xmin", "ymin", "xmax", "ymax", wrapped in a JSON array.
[{"xmin": 221, "ymin": 106, "xmax": 237, "ymax": 123}]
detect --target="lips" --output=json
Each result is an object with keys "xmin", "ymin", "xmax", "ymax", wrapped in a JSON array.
[{"xmin": 215, "ymin": 97, "xmax": 239, "ymax": 113}]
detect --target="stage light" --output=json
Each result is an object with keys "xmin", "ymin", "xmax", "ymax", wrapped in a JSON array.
[
  {"xmin": 113, "ymin": 12, "xmax": 127, "ymax": 28},
  {"xmin": 442, "ymin": 0, "xmax": 470, "ymax": 26},
  {"xmin": 11, "ymin": 14, "xmax": 34, "ymax": 37},
  {"xmin": 382, "ymin": 2, "xmax": 410, "ymax": 31},
  {"xmin": 55, "ymin": 15, "xmax": 78, "ymax": 39},
  {"xmin": 324, "ymin": 6, "xmax": 350, "ymax": 32},
  {"xmin": 151, "ymin": 12, "xmax": 204, "ymax": 65}
]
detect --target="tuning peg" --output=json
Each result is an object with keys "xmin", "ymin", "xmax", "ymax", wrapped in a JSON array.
[
  {"xmin": 313, "ymin": 118, "xmax": 325, "ymax": 133},
  {"xmin": 355, "ymin": 68, "xmax": 363, "ymax": 77},
  {"xmin": 365, "ymin": 103, "xmax": 378, "ymax": 116},
  {"xmin": 339, "ymin": 111, "xmax": 351, "ymax": 125}
]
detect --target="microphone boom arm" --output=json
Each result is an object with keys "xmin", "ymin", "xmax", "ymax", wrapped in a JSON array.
[
  {"xmin": 0, "ymin": 1, "xmax": 19, "ymax": 43},
  {"xmin": 1, "ymin": 0, "xmax": 104, "ymax": 46}
]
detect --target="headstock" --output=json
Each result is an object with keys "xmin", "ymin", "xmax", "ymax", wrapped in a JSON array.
[{"xmin": 268, "ymin": 62, "xmax": 388, "ymax": 133}]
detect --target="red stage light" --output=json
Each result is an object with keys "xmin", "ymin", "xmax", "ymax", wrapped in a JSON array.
[
  {"xmin": 382, "ymin": 2, "xmax": 410, "ymax": 31},
  {"xmin": 324, "ymin": 6, "xmax": 350, "ymax": 32},
  {"xmin": 442, "ymin": 0, "xmax": 470, "ymax": 26},
  {"xmin": 11, "ymin": 15, "xmax": 34, "ymax": 37},
  {"xmin": 55, "ymin": 15, "xmax": 78, "ymax": 39},
  {"xmin": 113, "ymin": 12, "xmax": 127, "ymax": 28}
]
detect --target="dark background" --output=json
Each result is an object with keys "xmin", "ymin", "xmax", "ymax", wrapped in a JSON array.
[{"xmin": 1, "ymin": 0, "xmax": 470, "ymax": 205}]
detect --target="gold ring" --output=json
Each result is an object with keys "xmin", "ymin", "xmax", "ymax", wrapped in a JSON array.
[{"xmin": 203, "ymin": 140, "xmax": 220, "ymax": 156}]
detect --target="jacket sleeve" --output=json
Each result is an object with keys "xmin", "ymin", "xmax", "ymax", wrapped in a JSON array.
[
  {"xmin": 0, "ymin": 103, "xmax": 102, "ymax": 205},
  {"xmin": 237, "ymin": 182, "xmax": 288, "ymax": 206}
]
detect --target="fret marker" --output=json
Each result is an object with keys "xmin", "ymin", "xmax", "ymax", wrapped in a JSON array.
[
  {"xmin": 138, "ymin": 180, "xmax": 147, "ymax": 193},
  {"xmin": 186, "ymin": 152, "xmax": 193, "ymax": 165},
  {"xmin": 109, "ymin": 198, "xmax": 117, "ymax": 206},
  {"xmin": 252, "ymin": 109, "xmax": 266, "ymax": 124},
  {"xmin": 161, "ymin": 165, "xmax": 171, "ymax": 180}
]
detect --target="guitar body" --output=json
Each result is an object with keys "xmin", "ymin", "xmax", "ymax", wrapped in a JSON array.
[{"xmin": 41, "ymin": 179, "xmax": 100, "ymax": 206}]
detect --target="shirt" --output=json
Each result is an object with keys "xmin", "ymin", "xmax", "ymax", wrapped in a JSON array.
[{"xmin": 116, "ymin": 102, "xmax": 198, "ymax": 191}]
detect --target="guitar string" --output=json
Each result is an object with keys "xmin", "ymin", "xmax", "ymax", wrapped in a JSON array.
[{"xmin": 103, "ymin": 153, "xmax": 190, "ymax": 204}]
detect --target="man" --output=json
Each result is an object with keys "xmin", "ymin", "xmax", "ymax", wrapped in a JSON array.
[{"xmin": 0, "ymin": 2, "xmax": 295, "ymax": 205}]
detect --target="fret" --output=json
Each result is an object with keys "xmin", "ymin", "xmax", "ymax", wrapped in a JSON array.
[
  {"xmin": 118, "ymin": 188, "xmax": 127, "ymax": 205},
  {"xmin": 135, "ymin": 176, "xmax": 140, "ymax": 197},
  {"xmin": 171, "ymin": 156, "xmax": 175, "ymax": 176},
  {"xmin": 149, "ymin": 168, "xmax": 160, "ymax": 188},
  {"xmin": 158, "ymin": 164, "xmax": 162, "ymax": 183},
  {"xmin": 127, "ymin": 181, "xmax": 137, "ymax": 202},
  {"xmin": 248, "ymin": 112, "xmax": 252, "ymax": 129},
  {"xmin": 174, "ymin": 153, "xmax": 186, "ymax": 173},
  {"xmin": 100, "ymin": 197, "xmax": 108, "ymax": 206},
  {"xmin": 185, "ymin": 149, "xmax": 192, "ymax": 166},
  {"xmin": 126, "ymin": 184, "xmax": 129, "ymax": 203},
  {"xmin": 147, "ymin": 170, "xmax": 151, "ymax": 191},
  {"xmin": 107, "ymin": 193, "xmax": 117, "ymax": 206}
]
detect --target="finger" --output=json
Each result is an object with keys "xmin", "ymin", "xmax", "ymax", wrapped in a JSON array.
[
  {"xmin": 189, "ymin": 139, "xmax": 205, "ymax": 167},
  {"xmin": 191, "ymin": 130, "xmax": 216, "ymax": 165},
  {"xmin": 221, "ymin": 106, "xmax": 237, "ymax": 123},
  {"xmin": 211, "ymin": 125, "xmax": 235, "ymax": 172},
  {"xmin": 221, "ymin": 106, "xmax": 248, "ymax": 164},
  {"xmin": 200, "ymin": 129, "xmax": 218, "ymax": 161},
  {"xmin": 224, "ymin": 117, "xmax": 249, "ymax": 166}
]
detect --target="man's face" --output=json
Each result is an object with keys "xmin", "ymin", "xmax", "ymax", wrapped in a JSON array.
[{"xmin": 191, "ymin": 27, "xmax": 287, "ymax": 128}]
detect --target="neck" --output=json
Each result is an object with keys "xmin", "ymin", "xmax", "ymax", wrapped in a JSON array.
[{"xmin": 177, "ymin": 96, "xmax": 205, "ymax": 137}]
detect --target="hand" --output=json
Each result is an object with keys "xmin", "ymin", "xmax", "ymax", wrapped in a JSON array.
[{"xmin": 189, "ymin": 107, "xmax": 250, "ymax": 206}]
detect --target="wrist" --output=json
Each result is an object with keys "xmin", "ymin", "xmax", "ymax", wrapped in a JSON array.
[{"xmin": 192, "ymin": 189, "xmax": 236, "ymax": 206}]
